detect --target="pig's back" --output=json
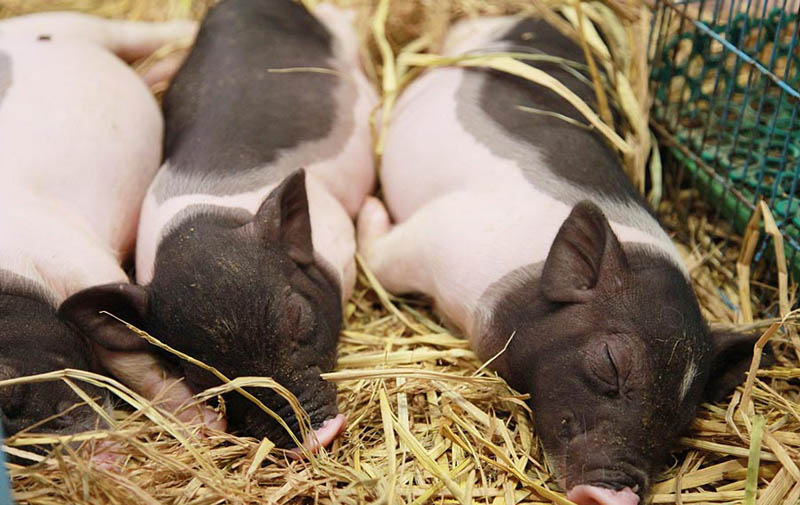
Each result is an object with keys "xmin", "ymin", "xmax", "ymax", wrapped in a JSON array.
[
  {"xmin": 0, "ymin": 37, "xmax": 162, "ymax": 254},
  {"xmin": 152, "ymin": 0, "xmax": 374, "ymax": 213},
  {"xmin": 383, "ymin": 17, "xmax": 673, "ymax": 257}
]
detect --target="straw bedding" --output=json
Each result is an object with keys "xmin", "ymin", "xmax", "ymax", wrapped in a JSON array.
[{"xmin": 1, "ymin": 0, "xmax": 799, "ymax": 504}]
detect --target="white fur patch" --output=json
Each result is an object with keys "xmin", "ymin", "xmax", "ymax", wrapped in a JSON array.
[{"xmin": 679, "ymin": 359, "xmax": 699, "ymax": 403}]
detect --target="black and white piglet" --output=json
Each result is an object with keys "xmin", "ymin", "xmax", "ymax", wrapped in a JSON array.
[
  {"xmin": 358, "ymin": 16, "xmax": 770, "ymax": 505},
  {"xmin": 61, "ymin": 0, "xmax": 375, "ymax": 452}
]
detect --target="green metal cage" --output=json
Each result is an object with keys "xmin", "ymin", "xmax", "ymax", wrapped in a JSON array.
[{"xmin": 649, "ymin": 0, "xmax": 800, "ymax": 284}]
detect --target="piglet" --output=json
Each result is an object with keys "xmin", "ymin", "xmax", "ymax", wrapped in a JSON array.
[
  {"xmin": 61, "ymin": 0, "xmax": 376, "ymax": 452},
  {"xmin": 357, "ymin": 16, "xmax": 771, "ymax": 504},
  {"xmin": 0, "ymin": 13, "xmax": 198, "ymax": 445}
]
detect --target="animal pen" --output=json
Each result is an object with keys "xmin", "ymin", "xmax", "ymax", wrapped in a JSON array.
[
  {"xmin": 650, "ymin": 0, "xmax": 800, "ymax": 284},
  {"xmin": 1, "ymin": 0, "xmax": 799, "ymax": 504}
]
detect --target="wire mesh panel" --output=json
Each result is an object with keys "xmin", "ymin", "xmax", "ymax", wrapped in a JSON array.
[{"xmin": 649, "ymin": 0, "xmax": 800, "ymax": 283}]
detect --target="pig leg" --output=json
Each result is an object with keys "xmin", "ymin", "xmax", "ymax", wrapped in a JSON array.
[
  {"xmin": 137, "ymin": 49, "xmax": 191, "ymax": 89},
  {"xmin": 359, "ymin": 190, "xmax": 547, "ymax": 336},
  {"xmin": 359, "ymin": 192, "xmax": 502, "ymax": 296},
  {"xmin": 94, "ymin": 347, "xmax": 225, "ymax": 431},
  {"xmin": 0, "ymin": 12, "xmax": 197, "ymax": 63},
  {"xmin": 358, "ymin": 195, "xmax": 483, "ymax": 332},
  {"xmin": 357, "ymin": 196, "xmax": 431, "ymax": 296}
]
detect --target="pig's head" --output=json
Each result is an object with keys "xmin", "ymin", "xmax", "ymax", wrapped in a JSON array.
[
  {"xmin": 486, "ymin": 201, "xmax": 772, "ymax": 505},
  {"xmin": 0, "ymin": 288, "xmax": 110, "ymax": 442},
  {"xmin": 59, "ymin": 169, "xmax": 345, "ymax": 449}
]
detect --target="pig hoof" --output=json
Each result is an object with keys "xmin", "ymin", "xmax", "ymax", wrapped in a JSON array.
[
  {"xmin": 204, "ymin": 408, "xmax": 227, "ymax": 432},
  {"xmin": 175, "ymin": 402, "xmax": 227, "ymax": 434},
  {"xmin": 356, "ymin": 196, "xmax": 391, "ymax": 252},
  {"xmin": 89, "ymin": 441, "xmax": 124, "ymax": 472},
  {"xmin": 287, "ymin": 413, "xmax": 346, "ymax": 459}
]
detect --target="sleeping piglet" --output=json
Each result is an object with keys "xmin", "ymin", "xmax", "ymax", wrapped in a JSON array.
[
  {"xmin": 357, "ymin": 16, "xmax": 771, "ymax": 504},
  {"xmin": 60, "ymin": 0, "xmax": 376, "ymax": 452},
  {"xmin": 0, "ymin": 13, "xmax": 197, "ymax": 440}
]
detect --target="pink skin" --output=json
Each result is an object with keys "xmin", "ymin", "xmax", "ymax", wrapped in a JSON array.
[
  {"xmin": 89, "ymin": 440, "xmax": 125, "ymax": 471},
  {"xmin": 87, "ymin": 390, "xmax": 225, "ymax": 471},
  {"xmin": 567, "ymin": 485, "xmax": 640, "ymax": 505},
  {"xmin": 166, "ymin": 392, "xmax": 227, "ymax": 433},
  {"xmin": 0, "ymin": 12, "xmax": 197, "ymax": 63},
  {"xmin": 0, "ymin": 13, "xmax": 198, "ymax": 457},
  {"xmin": 0, "ymin": 18, "xmax": 182, "ymax": 302},
  {"xmin": 94, "ymin": 346, "xmax": 227, "ymax": 433},
  {"xmin": 87, "ymin": 395, "xmax": 223, "ymax": 471},
  {"xmin": 0, "ymin": 12, "xmax": 197, "ymax": 90},
  {"xmin": 288, "ymin": 413, "xmax": 346, "ymax": 458},
  {"xmin": 138, "ymin": 49, "xmax": 192, "ymax": 89}
]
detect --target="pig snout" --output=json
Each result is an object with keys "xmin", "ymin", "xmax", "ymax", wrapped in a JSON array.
[
  {"xmin": 561, "ymin": 453, "xmax": 647, "ymax": 505},
  {"xmin": 222, "ymin": 368, "xmax": 343, "ymax": 452},
  {"xmin": 288, "ymin": 413, "xmax": 346, "ymax": 458},
  {"xmin": 568, "ymin": 485, "xmax": 640, "ymax": 505}
]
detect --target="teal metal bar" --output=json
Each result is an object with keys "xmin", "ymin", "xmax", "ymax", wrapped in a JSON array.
[
  {"xmin": 690, "ymin": 15, "xmax": 800, "ymax": 100},
  {"xmin": 0, "ymin": 418, "xmax": 13, "ymax": 505}
]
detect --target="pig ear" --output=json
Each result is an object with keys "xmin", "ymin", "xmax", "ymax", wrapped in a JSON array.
[
  {"xmin": 541, "ymin": 201, "xmax": 628, "ymax": 303},
  {"xmin": 703, "ymin": 330, "xmax": 775, "ymax": 403},
  {"xmin": 248, "ymin": 168, "xmax": 314, "ymax": 265},
  {"xmin": 58, "ymin": 283, "xmax": 150, "ymax": 351}
]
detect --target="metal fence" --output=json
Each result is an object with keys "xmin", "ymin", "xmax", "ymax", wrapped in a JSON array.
[{"xmin": 649, "ymin": 0, "xmax": 800, "ymax": 284}]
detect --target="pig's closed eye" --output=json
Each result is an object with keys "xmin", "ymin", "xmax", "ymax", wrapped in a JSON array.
[
  {"xmin": 587, "ymin": 342, "xmax": 621, "ymax": 397},
  {"xmin": 285, "ymin": 292, "xmax": 314, "ymax": 342}
]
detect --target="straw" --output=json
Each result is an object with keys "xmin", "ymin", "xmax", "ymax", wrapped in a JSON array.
[{"xmin": 1, "ymin": 0, "xmax": 798, "ymax": 504}]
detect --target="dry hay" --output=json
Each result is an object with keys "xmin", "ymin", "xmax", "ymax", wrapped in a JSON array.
[{"xmin": 1, "ymin": 0, "xmax": 799, "ymax": 504}]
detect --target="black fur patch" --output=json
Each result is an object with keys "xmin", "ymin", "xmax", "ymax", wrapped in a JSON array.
[
  {"xmin": 474, "ymin": 215, "xmax": 768, "ymax": 499},
  {"xmin": 156, "ymin": 0, "xmax": 344, "ymax": 199},
  {"xmin": 475, "ymin": 240, "xmax": 709, "ymax": 496},
  {"xmin": 0, "ymin": 271, "xmax": 108, "ymax": 442},
  {"xmin": 144, "ymin": 207, "xmax": 342, "ymax": 444},
  {"xmin": 457, "ymin": 18, "xmax": 644, "ymax": 207}
]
